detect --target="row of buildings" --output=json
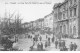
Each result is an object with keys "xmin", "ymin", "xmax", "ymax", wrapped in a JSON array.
[
  {"xmin": 22, "ymin": 0, "xmax": 80, "ymax": 38},
  {"xmin": 22, "ymin": 11, "xmax": 54, "ymax": 35}
]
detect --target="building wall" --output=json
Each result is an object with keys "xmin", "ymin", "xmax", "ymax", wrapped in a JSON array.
[
  {"xmin": 68, "ymin": 0, "xmax": 79, "ymax": 38},
  {"xmin": 78, "ymin": 0, "xmax": 80, "ymax": 37},
  {"xmin": 53, "ymin": 0, "xmax": 80, "ymax": 38},
  {"xmin": 44, "ymin": 13, "xmax": 53, "ymax": 30}
]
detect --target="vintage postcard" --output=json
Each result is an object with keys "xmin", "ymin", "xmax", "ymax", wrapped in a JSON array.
[{"xmin": 0, "ymin": 0, "xmax": 79, "ymax": 51}]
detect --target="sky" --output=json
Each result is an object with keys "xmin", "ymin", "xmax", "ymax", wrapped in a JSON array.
[{"xmin": 0, "ymin": 0, "xmax": 64, "ymax": 23}]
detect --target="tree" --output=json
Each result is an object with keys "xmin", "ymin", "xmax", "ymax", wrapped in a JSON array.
[{"xmin": 0, "ymin": 12, "xmax": 23, "ymax": 35}]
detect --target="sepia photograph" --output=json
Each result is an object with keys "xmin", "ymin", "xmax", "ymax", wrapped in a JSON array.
[{"xmin": 0, "ymin": 0, "xmax": 79, "ymax": 51}]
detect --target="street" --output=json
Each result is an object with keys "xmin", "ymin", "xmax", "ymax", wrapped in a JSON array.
[
  {"xmin": 13, "ymin": 35, "xmax": 80, "ymax": 51},
  {"xmin": 13, "ymin": 38, "xmax": 33, "ymax": 51},
  {"xmin": 1, "ymin": 33, "xmax": 80, "ymax": 51},
  {"xmin": 12, "ymin": 33, "xmax": 60, "ymax": 51}
]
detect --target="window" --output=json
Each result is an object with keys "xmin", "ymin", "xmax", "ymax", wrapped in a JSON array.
[
  {"xmin": 70, "ymin": 26, "xmax": 72, "ymax": 35},
  {"xmin": 73, "ymin": 26, "xmax": 76, "ymax": 35},
  {"xmin": 66, "ymin": 2, "xmax": 68, "ymax": 10},
  {"xmin": 67, "ymin": 10, "xmax": 68, "ymax": 17},
  {"xmin": 63, "ymin": 13, "xmax": 65, "ymax": 19},
  {"xmin": 63, "ymin": 5, "xmax": 66, "ymax": 10},
  {"xmin": 58, "ymin": 12, "xmax": 62, "ymax": 20},
  {"xmin": 60, "ymin": 26, "xmax": 62, "ymax": 33},
  {"xmin": 70, "ymin": 9, "xmax": 72, "ymax": 17},
  {"xmin": 63, "ymin": 25, "xmax": 66, "ymax": 34},
  {"xmin": 74, "ymin": 8, "xmax": 77, "ymax": 16}
]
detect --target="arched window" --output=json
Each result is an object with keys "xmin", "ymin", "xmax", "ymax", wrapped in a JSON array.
[
  {"xmin": 60, "ymin": 26, "xmax": 62, "ymax": 33},
  {"xmin": 63, "ymin": 25, "xmax": 66, "ymax": 34},
  {"xmin": 70, "ymin": 26, "xmax": 72, "ymax": 35},
  {"xmin": 73, "ymin": 26, "xmax": 76, "ymax": 35}
]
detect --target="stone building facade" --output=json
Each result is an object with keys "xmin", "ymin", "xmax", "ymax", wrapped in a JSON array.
[
  {"xmin": 53, "ymin": 0, "xmax": 80, "ymax": 38},
  {"xmin": 43, "ymin": 12, "xmax": 54, "ymax": 32}
]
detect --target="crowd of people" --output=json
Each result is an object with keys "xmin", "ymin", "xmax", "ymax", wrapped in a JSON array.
[
  {"xmin": 54, "ymin": 39, "xmax": 78, "ymax": 51},
  {"xmin": 29, "ymin": 32, "xmax": 55, "ymax": 51},
  {"xmin": 30, "ymin": 34, "xmax": 44, "ymax": 51},
  {"xmin": 29, "ymin": 32, "xmax": 78, "ymax": 51}
]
